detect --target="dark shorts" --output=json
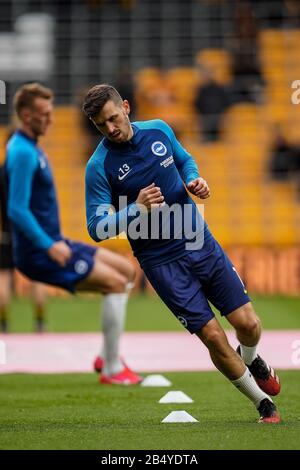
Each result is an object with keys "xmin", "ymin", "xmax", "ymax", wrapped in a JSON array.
[
  {"xmin": 144, "ymin": 237, "xmax": 250, "ymax": 334},
  {"xmin": 0, "ymin": 239, "xmax": 14, "ymax": 270},
  {"xmin": 16, "ymin": 239, "xmax": 97, "ymax": 293}
]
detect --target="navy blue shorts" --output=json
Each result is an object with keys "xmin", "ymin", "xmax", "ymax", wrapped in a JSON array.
[
  {"xmin": 144, "ymin": 237, "xmax": 250, "ymax": 334},
  {"xmin": 0, "ymin": 240, "xmax": 14, "ymax": 270},
  {"xmin": 16, "ymin": 239, "xmax": 97, "ymax": 293}
]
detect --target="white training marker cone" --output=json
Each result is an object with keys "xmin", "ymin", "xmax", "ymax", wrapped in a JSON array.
[
  {"xmin": 159, "ymin": 391, "xmax": 194, "ymax": 404},
  {"xmin": 161, "ymin": 411, "xmax": 198, "ymax": 423},
  {"xmin": 141, "ymin": 374, "xmax": 172, "ymax": 387}
]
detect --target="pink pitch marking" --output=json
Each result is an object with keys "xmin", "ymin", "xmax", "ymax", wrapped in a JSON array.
[{"xmin": 0, "ymin": 331, "xmax": 299, "ymax": 374}]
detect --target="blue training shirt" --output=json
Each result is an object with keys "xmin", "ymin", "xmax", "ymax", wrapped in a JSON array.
[
  {"xmin": 85, "ymin": 119, "xmax": 212, "ymax": 269},
  {"xmin": 6, "ymin": 130, "xmax": 61, "ymax": 263}
]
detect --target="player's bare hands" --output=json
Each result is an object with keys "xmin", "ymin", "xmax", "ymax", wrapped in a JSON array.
[
  {"xmin": 136, "ymin": 182, "xmax": 165, "ymax": 212},
  {"xmin": 187, "ymin": 178, "xmax": 210, "ymax": 199},
  {"xmin": 48, "ymin": 240, "xmax": 72, "ymax": 267}
]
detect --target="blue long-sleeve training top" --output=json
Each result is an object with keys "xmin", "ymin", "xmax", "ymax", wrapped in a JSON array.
[
  {"xmin": 85, "ymin": 119, "xmax": 212, "ymax": 269},
  {"xmin": 6, "ymin": 130, "xmax": 62, "ymax": 263}
]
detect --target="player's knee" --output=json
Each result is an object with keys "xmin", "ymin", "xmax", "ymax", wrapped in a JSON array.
[
  {"xmin": 104, "ymin": 276, "xmax": 128, "ymax": 294},
  {"xmin": 237, "ymin": 315, "xmax": 261, "ymax": 336},
  {"xmin": 126, "ymin": 263, "xmax": 136, "ymax": 283},
  {"xmin": 121, "ymin": 256, "xmax": 135, "ymax": 282},
  {"xmin": 203, "ymin": 328, "xmax": 227, "ymax": 351}
]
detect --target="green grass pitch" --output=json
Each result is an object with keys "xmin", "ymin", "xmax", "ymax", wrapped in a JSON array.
[
  {"xmin": 0, "ymin": 371, "xmax": 299, "ymax": 450},
  {"xmin": 6, "ymin": 293, "xmax": 300, "ymax": 332},
  {"xmin": 0, "ymin": 294, "xmax": 299, "ymax": 450}
]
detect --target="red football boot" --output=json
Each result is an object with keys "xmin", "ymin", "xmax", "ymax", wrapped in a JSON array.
[
  {"xmin": 248, "ymin": 356, "xmax": 281, "ymax": 396},
  {"xmin": 100, "ymin": 365, "xmax": 143, "ymax": 385},
  {"xmin": 93, "ymin": 356, "xmax": 104, "ymax": 373},
  {"xmin": 237, "ymin": 346, "xmax": 281, "ymax": 396},
  {"xmin": 258, "ymin": 398, "xmax": 281, "ymax": 423}
]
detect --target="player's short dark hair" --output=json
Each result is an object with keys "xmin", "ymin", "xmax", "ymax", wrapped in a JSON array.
[
  {"xmin": 14, "ymin": 82, "xmax": 53, "ymax": 117},
  {"xmin": 82, "ymin": 84, "xmax": 123, "ymax": 119}
]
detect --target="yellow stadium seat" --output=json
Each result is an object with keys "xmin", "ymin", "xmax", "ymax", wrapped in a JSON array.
[
  {"xmin": 166, "ymin": 67, "xmax": 200, "ymax": 106},
  {"xmin": 195, "ymin": 48, "xmax": 232, "ymax": 85}
]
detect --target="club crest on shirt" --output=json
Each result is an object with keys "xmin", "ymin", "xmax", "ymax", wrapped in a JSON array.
[{"xmin": 151, "ymin": 141, "xmax": 167, "ymax": 157}]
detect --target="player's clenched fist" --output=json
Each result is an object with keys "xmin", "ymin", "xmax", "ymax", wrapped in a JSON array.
[
  {"xmin": 48, "ymin": 240, "xmax": 72, "ymax": 267},
  {"xmin": 136, "ymin": 182, "xmax": 165, "ymax": 212},
  {"xmin": 187, "ymin": 177, "xmax": 210, "ymax": 199}
]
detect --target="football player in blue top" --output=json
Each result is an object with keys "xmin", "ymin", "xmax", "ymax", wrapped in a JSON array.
[
  {"xmin": 6, "ymin": 83, "xmax": 142, "ymax": 385},
  {"xmin": 83, "ymin": 84, "xmax": 281, "ymax": 423}
]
